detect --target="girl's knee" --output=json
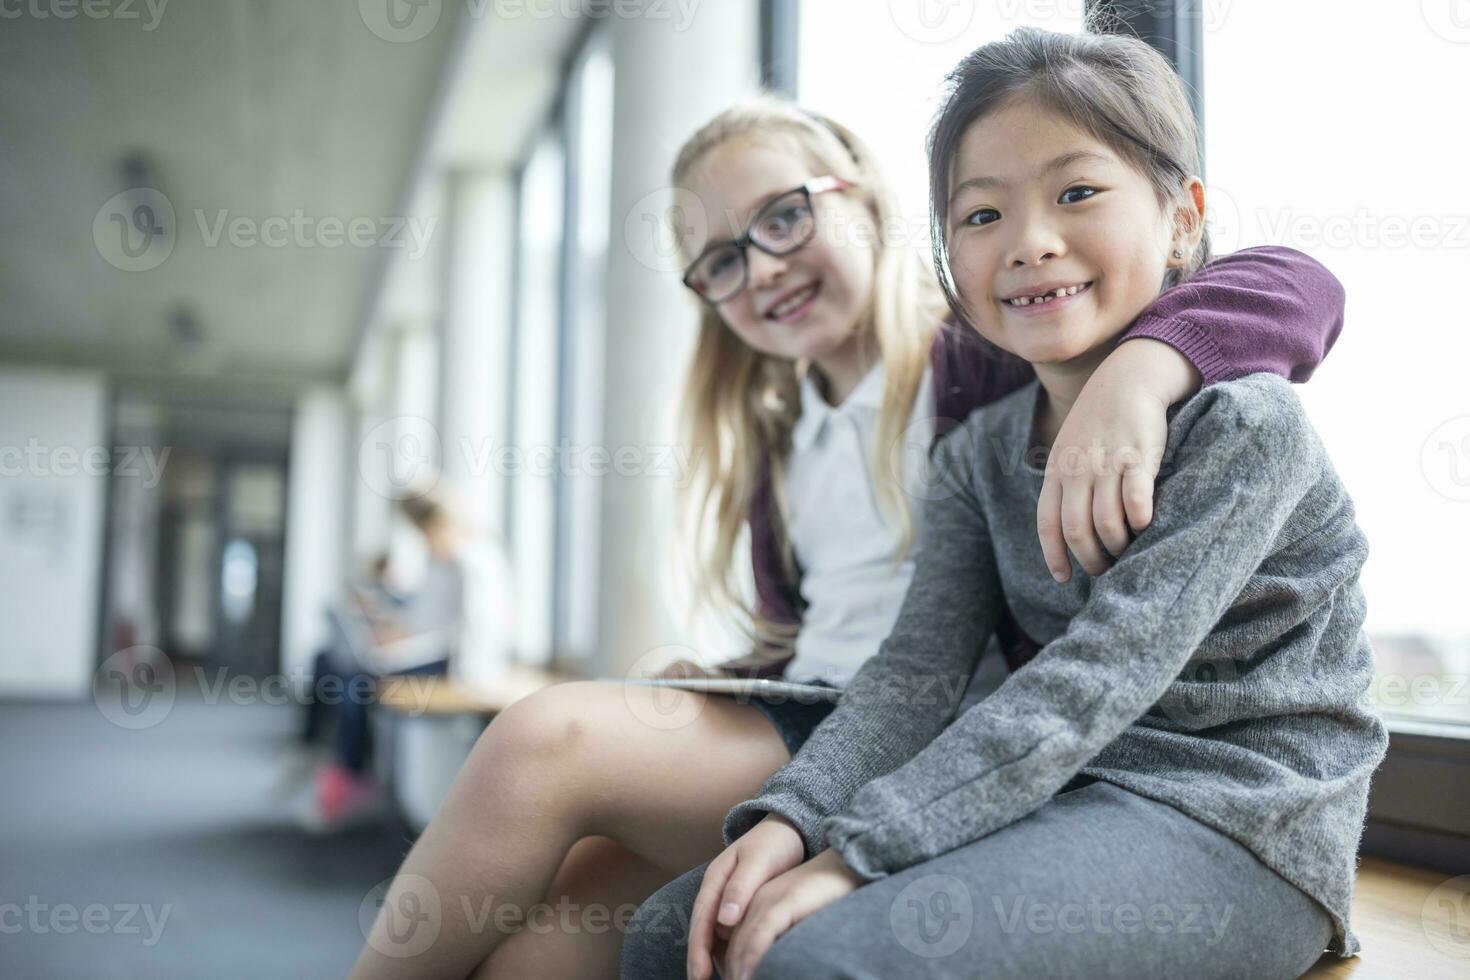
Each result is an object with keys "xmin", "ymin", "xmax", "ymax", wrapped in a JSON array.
[
  {"xmin": 454, "ymin": 683, "xmax": 599, "ymax": 806},
  {"xmin": 488, "ymin": 682, "xmax": 598, "ymax": 758}
]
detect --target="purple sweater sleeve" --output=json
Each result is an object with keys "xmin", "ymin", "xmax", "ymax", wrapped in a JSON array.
[{"xmin": 1123, "ymin": 246, "xmax": 1345, "ymax": 384}]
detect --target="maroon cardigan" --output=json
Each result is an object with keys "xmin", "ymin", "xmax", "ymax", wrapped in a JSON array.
[{"xmin": 727, "ymin": 246, "xmax": 1347, "ymax": 680}]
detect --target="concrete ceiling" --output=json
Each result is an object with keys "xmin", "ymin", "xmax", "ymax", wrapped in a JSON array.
[{"xmin": 0, "ymin": 1, "xmax": 581, "ymax": 395}]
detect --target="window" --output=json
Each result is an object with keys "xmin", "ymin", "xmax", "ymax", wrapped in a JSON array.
[
  {"xmin": 508, "ymin": 133, "xmax": 565, "ymax": 666},
  {"xmin": 553, "ymin": 30, "xmax": 614, "ymax": 666},
  {"xmin": 1205, "ymin": 2, "xmax": 1470, "ymax": 731},
  {"xmin": 507, "ymin": 27, "xmax": 615, "ymax": 668},
  {"xmin": 797, "ymin": 1, "xmax": 1086, "ymax": 250}
]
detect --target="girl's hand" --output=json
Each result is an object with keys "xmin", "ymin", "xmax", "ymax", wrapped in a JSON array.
[
  {"xmin": 687, "ymin": 814, "xmax": 806, "ymax": 980},
  {"xmin": 1037, "ymin": 338, "xmax": 1201, "ymax": 581},
  {"xmin": 719, "ymin": 848, "xmax": 864, "ymax": 980}
]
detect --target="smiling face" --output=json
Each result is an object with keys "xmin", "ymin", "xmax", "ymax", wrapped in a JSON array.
[
  {"xmin": 944, "ymin": 97, "xmax": 1182, "ymax": 368},
  {"xmin": 684, "ymin": 135, "xmax": 877, "ymax": 364}
]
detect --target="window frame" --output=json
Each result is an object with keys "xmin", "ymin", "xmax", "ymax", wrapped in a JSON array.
[{"xmin": 761, "ymin": 0, "xmax": 800, "ymax": 95}]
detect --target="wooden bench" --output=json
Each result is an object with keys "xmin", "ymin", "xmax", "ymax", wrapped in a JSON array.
[
  {"xmin": 1304, "ymin": 856, "xmax": 1468, "ymax": 978},
  {"xmin": 377, "ymin": 665, "xmax": 578, "ymax": 717}
]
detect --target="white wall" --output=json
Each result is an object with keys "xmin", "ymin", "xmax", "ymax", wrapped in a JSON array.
[
  {"xmin": 280, "ymin": 386, "xmax": 351, "ymax": 679},
  {"xmin": 0, "ymin": 369, "xmax": 108, "ymax": 698}
]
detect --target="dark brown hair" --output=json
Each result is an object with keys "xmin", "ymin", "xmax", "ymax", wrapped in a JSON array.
[{"xmin": 927, "ymin": 24, "xmax": 1211, "ymax": 330}]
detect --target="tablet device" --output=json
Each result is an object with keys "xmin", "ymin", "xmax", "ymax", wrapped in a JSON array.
[{"xmin": 607, "ymin": 676, "xmax": 843, "ymax": 704}]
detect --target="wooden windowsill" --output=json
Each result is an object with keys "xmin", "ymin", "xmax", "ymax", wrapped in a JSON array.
[{"xmin": 1303, "ymin": 856, "xmax": 1468, "ymax": 978}]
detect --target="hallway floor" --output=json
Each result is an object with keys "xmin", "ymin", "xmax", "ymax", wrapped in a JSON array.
[{"xmin": 0, "ymin": 684, "xmax": 412, "ymax": 978}]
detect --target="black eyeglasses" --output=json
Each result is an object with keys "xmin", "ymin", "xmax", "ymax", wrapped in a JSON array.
[{"xmin": 681, "ymin": 175, "xmax": 852, "ymax": 306}]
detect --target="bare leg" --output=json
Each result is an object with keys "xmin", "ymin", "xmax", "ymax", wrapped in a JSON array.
[
  {"xmin": 350, "ymin": 680, "xmax": 790, "ymax": 980},
  {"xmin": 465, "ymin": 836, "xmax": 671, "ymax": 980}
]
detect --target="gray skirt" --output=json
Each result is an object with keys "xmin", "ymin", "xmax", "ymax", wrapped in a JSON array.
[
  {"xmin": 743, "ymin": 679, "xmax": 840, "ymax": 757},
  {"xmin": 618, "ymin": 779, "xmax": 1332, "ymax": 980}
]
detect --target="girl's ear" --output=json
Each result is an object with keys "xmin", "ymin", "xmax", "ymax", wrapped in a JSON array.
[{"xmin": 1167, "ymin": 177, "xmax": 1207, "ymax": 267}]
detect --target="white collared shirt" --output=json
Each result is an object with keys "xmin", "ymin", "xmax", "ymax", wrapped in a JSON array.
[{"xmin": 781, "ymin": 361, "xmax": 935, "ymax": 686}]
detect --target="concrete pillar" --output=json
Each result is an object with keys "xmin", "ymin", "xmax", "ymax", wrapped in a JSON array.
[
  {"xmin": 583, "ymin": 3, "xmax": 761, "ymax": 675},
  {"xmin": 280, "ymin": 386, "xmax": 350, "ymax": 678}
]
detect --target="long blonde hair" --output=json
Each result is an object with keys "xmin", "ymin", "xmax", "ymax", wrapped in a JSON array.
[{"xmin": 672, "ymin": 95, "xmax": 947, "ymax": 648}]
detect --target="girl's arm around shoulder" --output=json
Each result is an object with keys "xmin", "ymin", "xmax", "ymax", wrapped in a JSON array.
[{"xmin": 1123, "ymin": 245, "xmax": 1346, "ymax": 384}]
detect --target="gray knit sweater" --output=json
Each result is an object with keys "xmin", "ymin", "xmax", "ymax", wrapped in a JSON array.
[{"xmin": 723, "ymin": 373, "xmax": 1387, "ymax": 956}]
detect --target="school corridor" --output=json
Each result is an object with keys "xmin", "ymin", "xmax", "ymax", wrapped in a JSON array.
[{"xmin": 2, "ymin": 1, "xmax": 1468, "ymax": 978}]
